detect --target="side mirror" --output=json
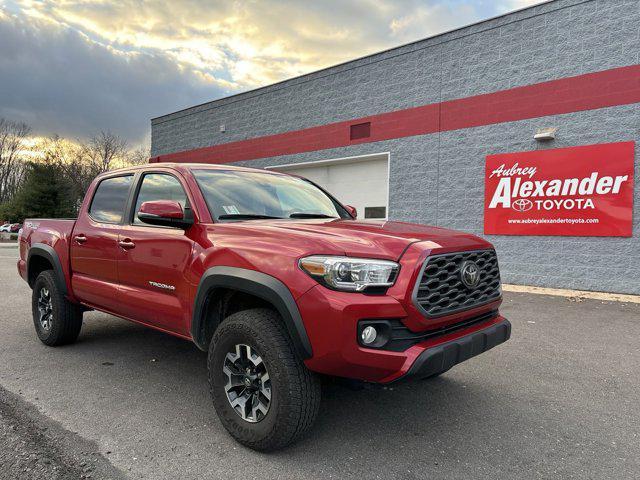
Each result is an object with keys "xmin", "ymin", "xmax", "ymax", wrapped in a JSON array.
[
  {"xmin": 344, "ymin": 205, "xmax": 357, "ymax": 219},
  {"xmin": 138, "ymin": 200, "xmax": 193, "ymax": 229}
]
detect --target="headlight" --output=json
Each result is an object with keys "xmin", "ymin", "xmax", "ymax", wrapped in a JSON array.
[{"xmin": 299, "ymin": 255, "xmax": 399, "ymax": 292}]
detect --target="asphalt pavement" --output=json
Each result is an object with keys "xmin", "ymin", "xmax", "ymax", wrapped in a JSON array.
[{"xmin": 0, "ymin": 244, "xmax": 638, "ymax": 479}]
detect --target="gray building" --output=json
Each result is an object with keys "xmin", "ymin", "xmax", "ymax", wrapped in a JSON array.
[{"xmin": 150, "ymin": 0, "xmax": 640, "ymax": 295}]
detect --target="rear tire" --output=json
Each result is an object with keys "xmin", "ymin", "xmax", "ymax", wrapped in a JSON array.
[
  {"xmin": 208, "ymin": 308, "xmax": 321, "ymax": 451},
  {"xmin": 32, "ymin": 270, "xmax": 83, "ymax": 346}
]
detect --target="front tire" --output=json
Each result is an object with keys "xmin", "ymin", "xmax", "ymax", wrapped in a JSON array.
[
  {"xmin": 208, "ymin": 308, "xmax": 321, "ymax": 451},
  {"xmin": 32, "ymin": 270, "xmax": 83, "ymax": 346}
]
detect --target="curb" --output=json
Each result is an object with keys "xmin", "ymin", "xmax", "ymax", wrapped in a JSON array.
[{"xmin": 502, "ymin": 284, "xmax": 640, "ymax": 304}]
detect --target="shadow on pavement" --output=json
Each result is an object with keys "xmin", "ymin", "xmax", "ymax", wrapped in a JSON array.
[{"xmin": 67, "ymin": 314, "xmax": 520, "ymax": 474}]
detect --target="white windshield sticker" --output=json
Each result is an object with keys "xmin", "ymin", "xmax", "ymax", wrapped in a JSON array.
[{"xmin": 222, "ymin": 205, "xmax": 240, "ymax": 214}]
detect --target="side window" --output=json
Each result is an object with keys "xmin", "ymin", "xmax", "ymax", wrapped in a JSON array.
[
  {"xmin": 133, "ymin": 173, "xmax": 187, "ymax": 225},
  {"xmin": 89, "ymin": 175, "xmax": 133, "ymax": 223}
]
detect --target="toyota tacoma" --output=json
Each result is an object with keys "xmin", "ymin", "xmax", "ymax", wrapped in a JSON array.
[{"xmin": 17, "ymin": 163, "xmax": 510, "ymax": 450}]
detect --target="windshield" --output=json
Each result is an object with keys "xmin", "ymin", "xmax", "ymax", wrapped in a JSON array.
[{"xmin": 192, "ymin": 169, "xmax": 348, "ymax": 221}]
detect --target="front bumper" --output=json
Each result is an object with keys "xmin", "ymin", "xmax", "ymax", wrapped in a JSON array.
[
  {"xmin": 297, "ymin": 283, "xmax": 509, "ymax": 383},
  {"xmin": 390, "ymin": 318, "xmax": 511, "ymax": 382}
]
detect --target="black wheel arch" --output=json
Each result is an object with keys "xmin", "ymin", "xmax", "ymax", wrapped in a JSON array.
[
  {"xmin": 191, "ymin": 266, "xmax": 313, "ymax": 359},
  {"xmin": 27, "ymin": 243, "xmax": 67, "ymax": 295}
]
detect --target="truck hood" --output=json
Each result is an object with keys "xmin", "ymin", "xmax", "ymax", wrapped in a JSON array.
[{"xmin": 210, "ymin": 219, "xmax": 492, "ymax": 261}]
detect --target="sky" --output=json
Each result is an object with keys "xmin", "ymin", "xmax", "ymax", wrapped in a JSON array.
[{"xmin": 0, "ymin": 0, "xmax": 544, "ymax": 148}]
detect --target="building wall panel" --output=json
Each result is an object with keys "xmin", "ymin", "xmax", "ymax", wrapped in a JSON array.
[{"xmin": 150, "ymin": 0, "xmax": 640, "ymax": 294}]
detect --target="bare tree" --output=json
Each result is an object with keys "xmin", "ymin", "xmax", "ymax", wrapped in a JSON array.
[
  {"xmin": 80, "ymin": 131, "xmax": 129, "ymax": 173},
  {"xmin": 36, "ymin": 136, "xmax": 94, "ymax": 210},
  {"xmin": 34, "ymin": 131, "xmax": 147, "ymax": 210},
  {"xmin": 126, "ymin": 142, "xmax": 151, "ymax": 166},
  {"xmin": 0, "ymin": 120, "xmax": 149, "ymax": 218},
  {"xmin": 0, "ymin": 118, "xmax": 31, "ymax": 203}
]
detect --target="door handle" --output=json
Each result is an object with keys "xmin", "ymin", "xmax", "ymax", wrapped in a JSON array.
[
  {"xmin": 75, "ymin": 234, "xmax": 87, "ymax": 244},
  {"xmin": 118, "ymin": 239, "xmax": 136, "ymax": 250}
]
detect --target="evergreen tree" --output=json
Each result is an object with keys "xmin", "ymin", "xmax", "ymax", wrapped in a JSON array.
[{"xmin": 0, "ymin": 162, "xmax": 76, "ymax": 222}]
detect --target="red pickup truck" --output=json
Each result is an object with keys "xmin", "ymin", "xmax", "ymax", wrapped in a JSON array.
[{"xmin": 17, "ymin": 163, "xmax": 510, "ymax": 450}]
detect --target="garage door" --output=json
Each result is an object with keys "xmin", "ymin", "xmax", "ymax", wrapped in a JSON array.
[{"xmin": 270, "ymin": 154, "xmax": 389, "ymax": 219}]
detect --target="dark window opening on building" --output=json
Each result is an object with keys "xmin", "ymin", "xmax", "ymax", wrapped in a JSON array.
[
  {"xmin": 350, "ymin": 122, "xmax": 371, "ymax": 140},
  {"xmin": 364, "ymin": 206, "xmax": 386, "ymax": 219}
]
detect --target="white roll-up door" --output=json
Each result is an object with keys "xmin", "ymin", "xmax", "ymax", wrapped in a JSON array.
[{"xmin": 269, "ymin": 153, "xmax": 389, "ymax": 219}]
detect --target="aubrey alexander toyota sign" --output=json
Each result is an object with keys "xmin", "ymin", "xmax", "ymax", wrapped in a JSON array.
[{"xmin": 484, "ymin": 142, "xmax": 635, "ymax": 237}]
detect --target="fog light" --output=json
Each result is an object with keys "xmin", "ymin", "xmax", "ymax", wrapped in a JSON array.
[{"xmin": 361, "ymin": 326, "xmax": 377, "ymax": 345}]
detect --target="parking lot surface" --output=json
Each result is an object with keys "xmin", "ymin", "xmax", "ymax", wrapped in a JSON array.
[{"xmin": 0, "ymin": 244, "xmax": 638, "ymax": 479}]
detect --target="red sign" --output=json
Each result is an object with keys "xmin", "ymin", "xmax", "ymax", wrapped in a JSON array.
[{"xmin": 484, "ymin": 142, "xmax": 635, "ymax": 236}]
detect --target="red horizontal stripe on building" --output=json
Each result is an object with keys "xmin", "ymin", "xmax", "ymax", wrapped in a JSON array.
[{"xmin": 152, "ymin": 64, "xmax": 640, "ymax": 164}]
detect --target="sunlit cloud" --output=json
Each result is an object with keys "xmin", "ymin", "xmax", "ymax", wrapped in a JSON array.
[{"xmin": 0, "ymin": 0, "xmax": 547, "ymax": 145}]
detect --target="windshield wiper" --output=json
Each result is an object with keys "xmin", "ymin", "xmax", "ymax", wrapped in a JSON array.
[
  {"xmin": 218, "ymin": 214, "xmax": 283, "ymax": 220},
  {"xmin": 289, "ymin": 213, "xmax": 338, "ymax": 219}
]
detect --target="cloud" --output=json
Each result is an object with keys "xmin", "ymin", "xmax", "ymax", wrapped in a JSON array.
[
  {"xmin": 0, "ymin": 0, "xmax": 549, "ymax": 144},
  {"xmin": 389, "ymin": 3, "xmax": 479, "ymax": 41},
  {"xmin": 12, "ymin": 0, "xmax": 401, "ymax": 87},
  {"xmin": 11, "ymin": 0, "xmax": 541, "ymax": 90},
  {"xmin": 493, "ymin": 0, "xmax": 548, "ymax": 12},
  {"xmin": 0, "ymin": 9, "xmax": 224, "ymax": 144}
]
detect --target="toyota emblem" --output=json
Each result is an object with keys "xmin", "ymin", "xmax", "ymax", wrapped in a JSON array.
[
  {"xmin": 460, "ymin": 260, "xmax": 480, "ymax": 289},
  {"xmin": 512, "ymin": 198, "xmax": 533, "ymax": 212}
]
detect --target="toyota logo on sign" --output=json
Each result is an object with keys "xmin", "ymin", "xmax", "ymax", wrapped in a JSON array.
[{"xmin": 512, "ymin": 198, "xmax": 533, "ymax": 212}]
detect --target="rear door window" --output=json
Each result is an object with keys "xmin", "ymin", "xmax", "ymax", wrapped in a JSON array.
[{"xmin": 89, "ymin": 175, "xmax": 133, "ymax": 223}]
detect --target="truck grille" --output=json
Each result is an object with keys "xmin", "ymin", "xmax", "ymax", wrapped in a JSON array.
[{"xmin": 413, "ymin": 249, "xmax": 501, "ymax": 317}]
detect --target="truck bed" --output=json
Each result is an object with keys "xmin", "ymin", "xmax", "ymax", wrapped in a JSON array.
[
  {"xmin": 22, "ymin": 218, "xmax": 77, "ymax": 242},
  {"xmin": 18, "ymin": 218, "xmax": 77, "ymax": 290}
]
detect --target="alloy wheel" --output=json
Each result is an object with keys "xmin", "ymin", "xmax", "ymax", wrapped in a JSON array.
[
  {"xmin": 223, "ymin": 344, "xmax": 271, "ymax": 423},
  {"xmin": 38, "ymin": 287, "xmax": 53, "ymax": 331}
]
